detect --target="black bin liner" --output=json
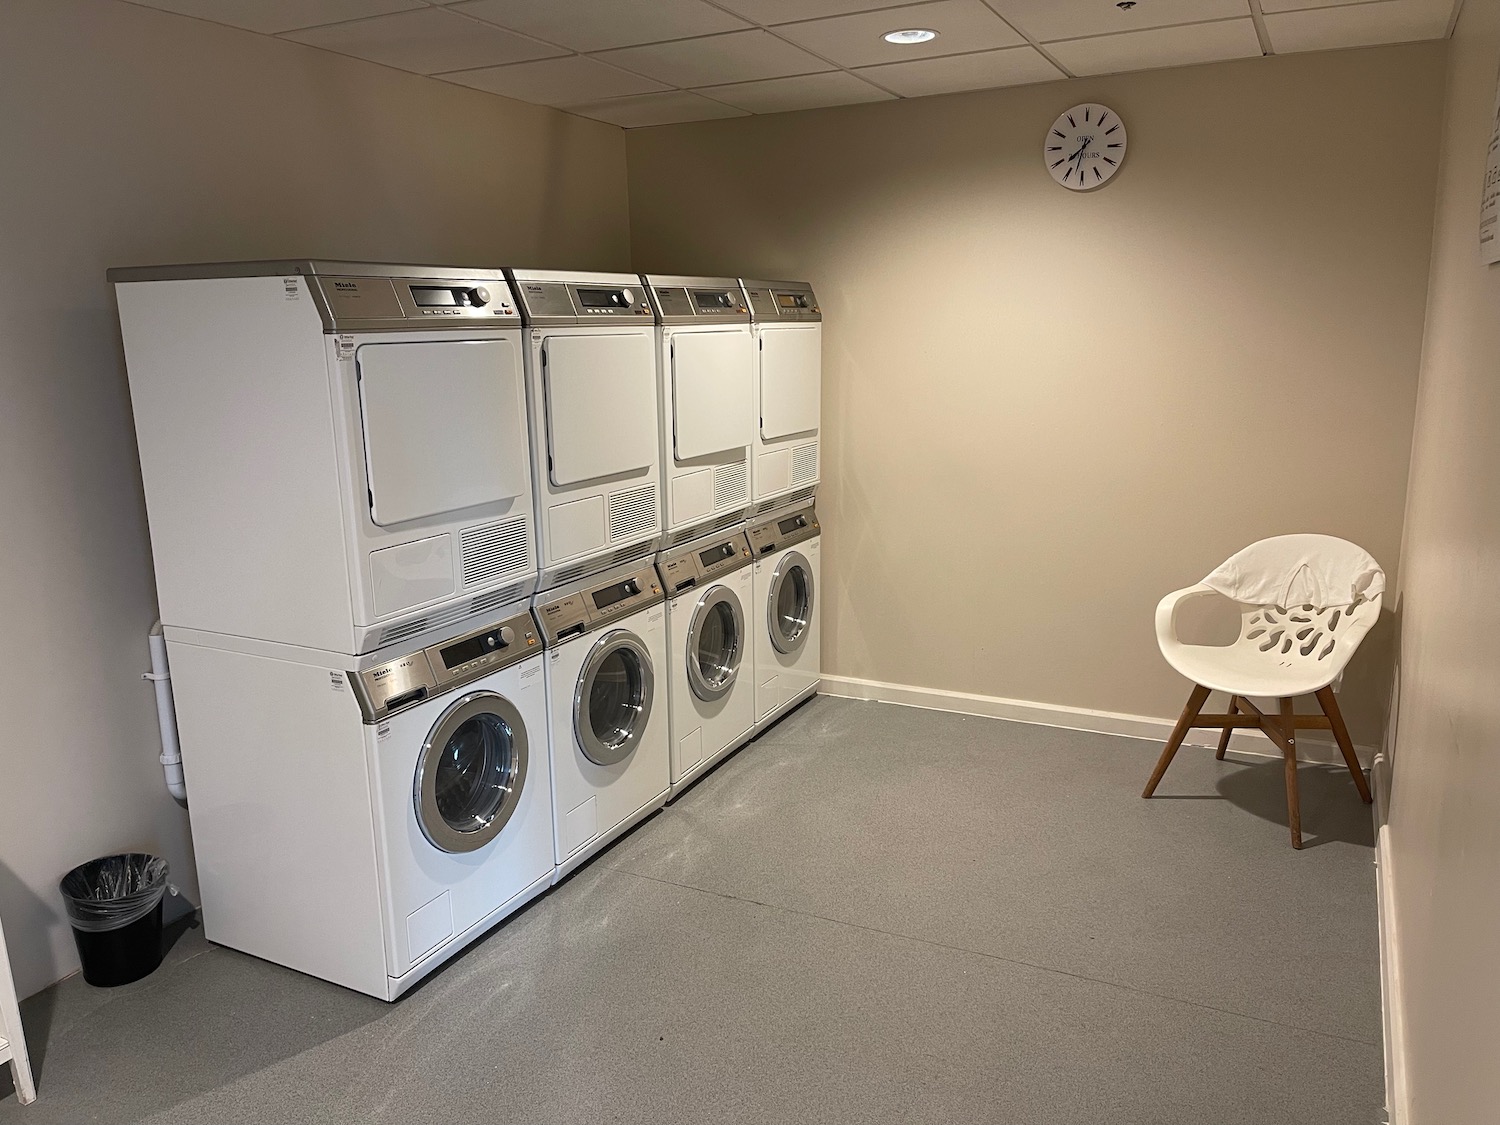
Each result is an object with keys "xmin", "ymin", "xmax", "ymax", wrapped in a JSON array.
[{"xmin": 59, "ymin": 854, "xmax": 171, "ymax": 987}]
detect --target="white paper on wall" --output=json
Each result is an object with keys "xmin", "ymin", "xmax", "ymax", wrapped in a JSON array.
[{"xmin": 1480, "ymin": 71, "xmax": 1500, "ymax": 265}]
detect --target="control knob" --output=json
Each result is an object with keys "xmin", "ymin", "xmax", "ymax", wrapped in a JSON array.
[
  {"xmin": 620, "ymin": 288, "xmax": 634, "ymax": 306},
  {"xmin": 468, "ymin": 286, "xmax": 491, "ymax": 307}
]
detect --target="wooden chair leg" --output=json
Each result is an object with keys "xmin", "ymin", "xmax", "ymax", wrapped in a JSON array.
[
  {"xmin": 1215, "ymin": 696, "xmax": 1238, "ymax": 760},
  {"xmin": 1315, "ymin": 686, "xmax": 1372, "ymax": 804},
  {"xmin": 1142, "ymin": 683, "xmax": 1211, "ymax": 798},
  {"xmin": 1280, "ymin": 697, "xmax": 1302, "ymax": 849}
]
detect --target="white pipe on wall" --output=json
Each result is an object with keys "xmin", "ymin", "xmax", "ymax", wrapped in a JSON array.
[{"xmin": 145, "ymin": 620, "xmax": 187, "ymax": 807}]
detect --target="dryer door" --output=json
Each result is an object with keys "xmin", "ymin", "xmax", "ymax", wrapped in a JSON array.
[
  {"xmin": 687, "ymin": 584, "xmax": 745, "ymax": 702},
  {"xmin": 767, "ymin": 550, "xmax": 815, "ymax": 656},
  {"xmin": 542, "ymin": 333, "xmax": 657, "ymax": 486},
  {"xmin": 357, "ymin": 340, "xmax": 527, "ymax": 527},
  {"xmin": 759, "ymin": 325, "xmax": 821, "ymax": 441},
  {"xmin": 415, "ymin": 691, "xmax": 529, "ymax": 854},
  {"xmin": 671, "ymin": 329, "xmax": 754, "ymax": 461},
  {"xmin": 574, "ymin": 629, "xmax": 656, "ymax": 766}
]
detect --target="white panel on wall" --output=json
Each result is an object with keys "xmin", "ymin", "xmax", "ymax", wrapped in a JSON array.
[
  {"xmin": 1047, "ymin": 18, "xmax": 1263, "ymax": 77},
  {"xmin": 856, "ymin": 45, "xmax": 1064, "ymax": 97}
]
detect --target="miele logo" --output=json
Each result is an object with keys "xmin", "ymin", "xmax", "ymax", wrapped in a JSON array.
[
  {"xmin": 372, "ymin": 658, "xmax": 416, "ymax": 680},
  {"xmin": 333, "ymin": 281, "xmax": 360, "ymax": 292}
]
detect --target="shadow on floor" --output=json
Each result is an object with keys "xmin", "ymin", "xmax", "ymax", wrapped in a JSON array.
[{"xmin": 1211, "ymin": 757, "xmax": 1375, "ymax": 848}]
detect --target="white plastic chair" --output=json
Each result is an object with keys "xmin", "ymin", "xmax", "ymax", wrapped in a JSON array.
[
  {"xmin": 1141, "ymin": 536, "xmax": 1380, "ymax": 849},
  {"xmin": 0, "ymin": 909, "xmax": 36, "ymax": 1105}
]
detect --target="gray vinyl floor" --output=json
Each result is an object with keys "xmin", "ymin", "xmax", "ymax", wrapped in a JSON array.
[{"xmin": 0, "ymin": 697, "xmax": 1382, "ymax": 1125}]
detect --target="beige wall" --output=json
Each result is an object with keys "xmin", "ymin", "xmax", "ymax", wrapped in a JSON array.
[
  {"xmin": 0, "ymin": 0, "xmax": 629, "ymax": 999},
  {"xmin": 1388, "ymin": 1, "xmax": 1500, "ymax": 1120},
  {"xmin": 628, "ymin": 45, "xmax": 1445, "ymax": 748}
]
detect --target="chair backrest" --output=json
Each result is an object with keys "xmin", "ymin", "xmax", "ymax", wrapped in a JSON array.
[
  {"xmin": 1234, "ymin": 595, "xmax": 1381, "ymax": 671},
  {"xmin": 1204, "ymin": 534, "xmax": 1385, "ymax": 612}
]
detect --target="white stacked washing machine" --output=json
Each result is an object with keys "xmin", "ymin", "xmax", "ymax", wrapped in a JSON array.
[
  {"xmin": 111, "ymin": 262, "xmax": 556, "ymax": 999},
  {"xmin": 656, "ymin": 527, "xmax": 757, "ymax": 797},
  {"xmin": 740, "ymin": 279, "xmax": 823, "ymax": 515},
  {"xmin": 642, "ymin": 274, "xmax": 756, "ymax": 548},
  {"xmin": 532, "ymin": 561, "xmax": 670, "ymax": 878},
  {"xmin": 507, "ymin": 269, "xmax": 671, "ymax": 878},
  {"xmin": 746, "ymin": 503, "xmax": 822, "ymax": 730}
]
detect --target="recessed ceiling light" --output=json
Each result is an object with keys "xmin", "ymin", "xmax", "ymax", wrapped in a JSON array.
[{"xmin": 883, "ymin": 28, "xmax": 938, "ymax": 45}]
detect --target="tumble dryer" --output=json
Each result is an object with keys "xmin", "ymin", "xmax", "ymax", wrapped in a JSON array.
[
  {"xmin": 643, "ymin": 275, "xmax": 755, "ymax": 547},
  {"xmin": 111, "ymin": 262, "xmax": 537, "ymax": 655},
  {"xmin": 740, "ymin": 279, "xmax": 822, "ymax": 514},
  {"xmin": 657, "ymin": 527, "xmax": 757, "ymax": 797},
  {"xmin": 533, "ymin": 560, "xmax": 670, "ymax": 879},
  {"xmin": 164, "ymin": 607, "xmax": 554, "ymax": 1001},
  {"xmin": 747, "ymin": 503, "xmax": 822, "ymax": 729},
  {"xmin": 507, "ymin": 269, "xmax": 663, "ymax": 588}
]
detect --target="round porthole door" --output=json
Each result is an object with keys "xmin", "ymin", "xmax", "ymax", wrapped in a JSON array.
[
  {"xmin": 414, "ymin": 691, "xmax": 528, "ymax": 854},
  {"xmin": 687, "ymin": 585, "xmax": 745, "ymax": 702},
  {"xmin": 575, "ymin": 629, "xmax": 656, "ymax": 766},
  {"xmin": 767, "ymin": 550, "xmax": 814, "ymax": 656}
]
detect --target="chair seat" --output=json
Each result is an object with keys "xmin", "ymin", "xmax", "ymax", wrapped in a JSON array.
[{"xmin": 1161, "ymin": 639, "xmax": 1339, "ymax": 698}]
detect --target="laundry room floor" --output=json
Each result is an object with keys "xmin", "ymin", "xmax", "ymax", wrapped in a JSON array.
[{"xmin": 0, "ymin": 697, "xmax": 1382, "ymax": 1125}]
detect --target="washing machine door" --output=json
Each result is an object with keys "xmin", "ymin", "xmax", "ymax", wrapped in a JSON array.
[
  {"xmin": 414, "ymin": 691, "xmax": 529, "ymax": 854},
  {"xmin": 687, "ymin": 584, "xmax": 745, "ymax": 702},
  {"xmin": 767, "ymin": 549, "xmax": 815, "ymax": 656},
  {"xmin": 575, "ymin": 629, "xmax": 656, "ymax": 766}
]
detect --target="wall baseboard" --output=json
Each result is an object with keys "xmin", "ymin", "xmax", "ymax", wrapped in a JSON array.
[
  {"xmin": 1373, "ymin": 751, "xmax": 1408, "ymax": 1125},
  {"xmin": 818, "ymin": 675, "xmax": 1375, "ymax": 767}
]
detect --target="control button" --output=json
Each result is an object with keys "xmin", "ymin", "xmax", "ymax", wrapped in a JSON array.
[
  {"xmin": 469, "ymin": 286, "xmax": 491, "ymax": 307},
  {"xmin": 621, "ymin": 288, "xmax": 634, "ymax": 304},
  {"xmin": 498, "ymin": 626, "xmax": 516, "ymax": 648}
]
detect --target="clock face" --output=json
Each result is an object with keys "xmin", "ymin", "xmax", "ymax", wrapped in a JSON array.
[{"xmin": 1044, "ymin": 103, "xmax": 1126, "ymax": 191}]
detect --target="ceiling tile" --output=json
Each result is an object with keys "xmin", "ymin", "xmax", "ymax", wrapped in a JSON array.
[
  {"xmin": 593, "ymin": 29, "xmax": 833, "ymax": 87},
  {"xmin": 701, "ymin": 70, "xmax": 895, "ymax": 113},
  {"xmin": 985, "ymin": 0, "xmax": 1249, "ymax": 43},
  {"xmin": 713, "ymin": 0, "xmax": 906, "ymax": 23},
  {"xmin": 122, "ymin": 0, "xmax": 425, "ymax": 35},
  {"xmin": 1263, "ymin": 0, "xmax": 1452, "ymax": 51},
  {"xmin": 451, "ymin": 0, "xmax": 750, "ymax": 52},
  {"xmin": 565, "ymin": 90, "xmax": 751, "ymax": 128},
  {"xmin": 773, "ymin": 0, "xmax": 1026, "ymax": 68},
  {"xmin": 1259, "ymin": 0, "xmax": 1388, "ymax": 11},
  {"xmin": 854, "ymin": 43, "xmax": 1063, "ymax": 96},
  {"xmin": 444, "ymin": 55, "xmax": 669, "ymax": 105},
  {"xmin": 1047, "ymin": 18, "xmax": 1262, "ymax": 76},
  {"xmin": 283, "ymin": 7, "xmax": 566, "ymax": 73}
]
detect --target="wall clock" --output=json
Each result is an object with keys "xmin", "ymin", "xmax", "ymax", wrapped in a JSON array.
[{"xmin": 1044, "ymin": 103, "xmax": 1127, "ymax": 191}]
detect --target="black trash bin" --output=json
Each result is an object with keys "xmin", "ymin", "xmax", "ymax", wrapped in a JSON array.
[{"xmin": 59, "ymin": 854, "xmax": 171, "ymax": 987}]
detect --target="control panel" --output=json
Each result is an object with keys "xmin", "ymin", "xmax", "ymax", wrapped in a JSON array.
[
  {"xmin": 509, "ymin": 277, "xmax": 654, "ymax": 325},
  {"xmin": 533, "ymin": 562, "xmax": 664, "ymax": 646},
  {"xmin": 317, "ymin": 275, "xmax": 519, "ymax": 328},
  {"xmin": 741, "ymin": 279, "xmax": 820, "ymax": 323},
  {"xmin": 657, "ymin": 530, "xmax": 753, "ymax": 594},
  {"xmin": 645, "ymin": 275, "xmax": 751, "ymax": 325},
  {"xmin": 348, "ymin": 609, "xmax": 540, "ymax": 722},
  {"xmin": 745, "ymin": 505, "xmax": 819, "ymax": 557}
]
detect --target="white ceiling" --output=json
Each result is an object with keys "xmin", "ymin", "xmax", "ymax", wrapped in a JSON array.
[{"xmin": 119, "ymin": 0, "xmax": 1463, "ymax": 127}]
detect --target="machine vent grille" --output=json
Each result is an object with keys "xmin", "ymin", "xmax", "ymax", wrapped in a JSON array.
[
  {"xmin": 550, "ymin": 559, "xmax": 593, "ymax": 586},
  {"xmin": 752, "ymin": 484, "xmax": 817, "ymax": 517},
  {"xmin": 470, "ymin": 583, "xmax": 524, "ymax": 617},
  {"xmin": 792, "ymin": 443, "xmax": 819, "ymax": 485},
  {"xmin": 608, "ymin": 483, "xmax": 659, "ymax": 542},
  {"xmin": 665, "ymin": 508, "xmax": 746, "ymax": 549},
  {"xmin": 713, "ymin": 460, "xmax": 748, "ymax": 510},
  {"xmin": 378, "ymin": 617, "xmax": 431, "ymax": 647},
  {"xmin": 460, "ymin": 515, "xmax": 531, "ymax": 588}
]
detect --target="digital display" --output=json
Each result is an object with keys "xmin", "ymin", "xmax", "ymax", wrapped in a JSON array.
[
  {"xmin": 410, "ymin": 286, "xmax": 460, "ymax": 307},
  {"xmin": 699, "ymin": 542, "xmax": 736, "ymax": 567},
  {"xmin": 592, "ymin": 578, "xmax": 639, "ymax": 611},
  {"xmin": 576, "ymin": 287, "xmax": 629, "ymax": 309},
  {"xmin": 441, "ymin": 632, "xmax": 494, "ymax": 667},
  {"xmin": 776, "ymin": 293, "xmax": 809, "ymax": 309},
  {"xmin": 693, "ymin": 291, "xmax": 734, "ymax": 310},
  {"xmin": 778, "ymin": 515, "xmax": 808, "ymax": 535}
]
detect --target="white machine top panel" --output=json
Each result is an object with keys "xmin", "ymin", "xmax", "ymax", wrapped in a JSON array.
[{"xmin": 107, "ymin": 261, "xmax": 521, "ymax": 332}]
